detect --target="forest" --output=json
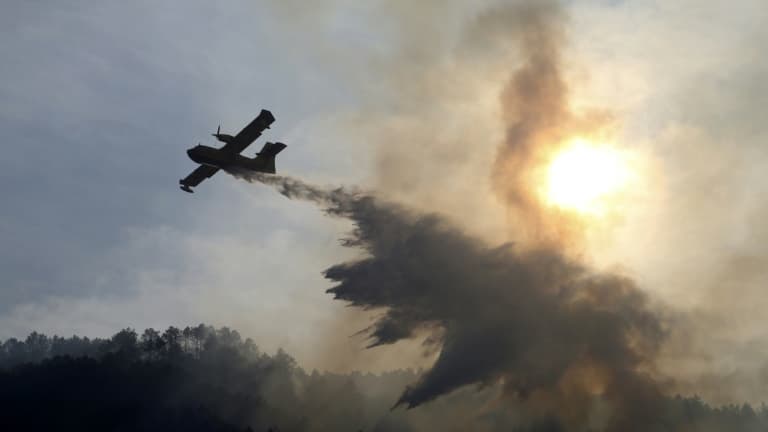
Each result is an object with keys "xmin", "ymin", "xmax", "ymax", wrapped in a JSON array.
[{"xmin": 2, "ymin": 325, "xmax": 767, "ymax": 431}]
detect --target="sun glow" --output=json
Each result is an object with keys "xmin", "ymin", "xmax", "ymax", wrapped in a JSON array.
[{"xmin": 544, "ymin": 138, "xmax": 632, "ymax": 215}]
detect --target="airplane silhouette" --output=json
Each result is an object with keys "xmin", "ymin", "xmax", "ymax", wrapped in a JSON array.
[{"xmin": 179, "ymin": 109, "xmax": 286, "ymax": 193}]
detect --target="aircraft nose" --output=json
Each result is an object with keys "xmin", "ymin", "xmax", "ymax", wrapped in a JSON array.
[{"xmin": 186, "ymin": 147, "xmax": 199, "ymax": 162}]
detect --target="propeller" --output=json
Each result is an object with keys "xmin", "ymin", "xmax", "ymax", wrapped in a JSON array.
[{"xmin": 212, "ymin": 125, "xmax": 221, "ymax": 136}]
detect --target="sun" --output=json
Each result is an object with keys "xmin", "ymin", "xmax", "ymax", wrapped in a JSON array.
[{"xmin": 544, "ymin": 138, "xmax": 631, "ymax": 215}]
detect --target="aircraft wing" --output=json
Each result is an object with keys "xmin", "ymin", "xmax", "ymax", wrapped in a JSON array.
[
  {"xmin": 221, "ymin": 109, "xmax": 276, "ymax": 154},
  {"xmin": 179, "ymin": 165, "xmax": 219, "ymax": 192}
]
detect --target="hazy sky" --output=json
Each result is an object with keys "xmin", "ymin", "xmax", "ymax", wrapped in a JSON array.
[{"xmin": 2, "ymin": 0, "xmax": 768, "ymax": 403}]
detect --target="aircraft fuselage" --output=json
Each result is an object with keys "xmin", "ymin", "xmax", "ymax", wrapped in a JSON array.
[{"xmin": 187, "ymin": 145, "xmax": 276, "ymax": 173}]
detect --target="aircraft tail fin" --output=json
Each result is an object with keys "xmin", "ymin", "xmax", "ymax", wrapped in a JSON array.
[
  {"xmin": 253, "ymin": 142, "xmax": 287, "ymax": 174},
  {"xmin": 256, "ymin": 142, "xmax": 287, "ymax": 158}
]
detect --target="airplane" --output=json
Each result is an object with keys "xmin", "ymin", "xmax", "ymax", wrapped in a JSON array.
[{"xmin": 179, "ymin": 109, "xmax": 287, "ymax": 193}]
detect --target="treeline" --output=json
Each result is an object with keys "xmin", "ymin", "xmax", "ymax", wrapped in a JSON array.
[
  {"xmin": 3, "ymin": 326, "xmax": 768, "ymax": 431},
  {"xmin": 663, "ymin": 396, "xmax": 768, "ymax": 432},
  {"xmin": 0, "ymin": 324, "xmax": 263, "ymax": 367},
  {"xmin": 0, "ymin": 325, "xmax": 419, "ymax": 432}
]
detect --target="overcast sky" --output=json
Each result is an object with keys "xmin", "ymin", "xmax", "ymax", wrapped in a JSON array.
[
  {"xmin": 0, "ymin": 0, "xmax": 378, "ymax": 367},
  {"xmin": 2, "ymin": 0, "xmax": 768, "ymax": 402}
]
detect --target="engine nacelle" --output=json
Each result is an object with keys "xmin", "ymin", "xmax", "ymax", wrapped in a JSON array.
[
  {"xmin": 211, "ymin": 125, "xmax": 234, "ymax": 144},
  {"xmin": 213, "ymin": 133, "xmax": 234, "ymax": 144}
]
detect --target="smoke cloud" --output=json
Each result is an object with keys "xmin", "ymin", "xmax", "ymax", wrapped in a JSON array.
[
  {"xmin": 235, "ymin": 0, "xmax": 768, "ymax": 426},
  {"xmin": 481, "ymin": 1, "xmax": 613, "ymax": 247},
  {"xmin": 237, "ymin": 172, "xmax": 668, "ymax": 430},
  {"xmin": 232, "ymin": 4, "xmax": 669, "ymax": 428}
]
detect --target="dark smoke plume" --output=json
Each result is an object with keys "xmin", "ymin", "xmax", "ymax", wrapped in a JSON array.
[
  {"xmin": 232, "ymin": 3, "xmax": 664, "ymax": 429},
  {"xmin": 240, "ymin": 173, "xmax": 669, "ymax": 430}
]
